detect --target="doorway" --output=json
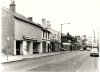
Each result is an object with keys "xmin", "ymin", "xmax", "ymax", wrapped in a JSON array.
[
  {"xmin": 16, "ymin": 41, "xmax": 21, "ymax": 55},
  {"xmin": 33, "ymin": 42, "xmax": 39, "ymax": 53}
]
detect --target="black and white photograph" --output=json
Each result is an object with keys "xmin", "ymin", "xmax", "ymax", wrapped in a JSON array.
[{"xmin": 1, "ymin": 0, "xmax": 100, "ymax": 72}]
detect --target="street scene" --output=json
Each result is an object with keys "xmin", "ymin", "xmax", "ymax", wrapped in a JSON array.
[
  {"xmin": 1, "ymin": 51, "xmax": 99, "ymax": 72},
  {"xmin": 1, "ymin": 0, "xmax": 100, "ymax": 72}
]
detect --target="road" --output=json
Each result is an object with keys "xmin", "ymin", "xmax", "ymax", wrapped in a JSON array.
[{"xmin": 2, "ymin": 51, "xmax": 99, "ymax": 72}]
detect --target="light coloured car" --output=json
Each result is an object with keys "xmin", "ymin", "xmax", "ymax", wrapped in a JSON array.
[
  {"xmin": 90, "ymin": 48, "xmax": 99, "ymax": 57},
  {"xmin": 80, "ymin": 48, "xmax": 84, "ymax": 51},
  {"xmin": 87, "ymin": 47, "xmax": 90, "ymax": 51}
]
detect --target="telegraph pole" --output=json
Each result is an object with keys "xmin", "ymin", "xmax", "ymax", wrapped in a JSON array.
[{"xmin": 93, "ymin": 30, "xmax": 95, "ymax": 42}]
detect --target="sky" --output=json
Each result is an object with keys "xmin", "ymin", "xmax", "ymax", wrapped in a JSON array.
[{"xmin": 1, "ymin": 0, "xmax": 100, "ymax": 38}]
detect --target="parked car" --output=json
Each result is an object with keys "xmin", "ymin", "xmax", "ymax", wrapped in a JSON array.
[
  {"xmin": 90, "ymin": 48, "xmax": 99, "ymax": 57},
  {"xmin": 80, "ymin": 48, "xmax": 84, "ymax": 51},
  {"xmin": 87, "ymin": 47, "xmax": 90, "ymax": 51},
  {"xmin": 60, "ymin": 48, "xmax": 66, "ymax": 51}
]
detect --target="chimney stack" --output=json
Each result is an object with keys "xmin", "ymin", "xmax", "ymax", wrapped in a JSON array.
[
  {"xmin": 28, "ymin": 17, "xmax": 33, "ymax": 21},
  {"xmin": 47, "ymin": 21, "xmax": 51, "ymax": 29},
  {"xmin": 41, "ymin": 18, "xmax": 46, "ymax": 28},
  {"xmin": 9, "ymin": 0, "xmax": 16, "ymax": 12}
]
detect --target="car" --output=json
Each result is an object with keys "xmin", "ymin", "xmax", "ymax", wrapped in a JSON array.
[
  {"xmin": 80, "ymin": 48, "xmax": 84, "ymax": 51},
  {"xmin": 90, "ymin": 48, "xmax": 99, "ymax": 57},
  {"xmin": 87, "ymin": 47, "xmax": 90, "ymax": 51},
  {"xmin": 60, "ymin": 48, "xmax": 66, "ymax": 51}
]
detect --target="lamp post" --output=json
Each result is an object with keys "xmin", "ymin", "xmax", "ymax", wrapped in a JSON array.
[
  {"xmin": 61, "ymin": 23, "xmax": 70, "ymax": 53},
  {"xmin": 93, "ymin": 30, "xmax": 95, "ymax": 42},
  {"xmin": 7, "ymin": 37, "xmax": 10, "ymax": 61},
  {"xmin": 97, "ymin": 28, "xmax": 100, "ymax": 51},
  {"xmin": 98, "ymin": 31, "xmax": 99, "ymax": 51}
]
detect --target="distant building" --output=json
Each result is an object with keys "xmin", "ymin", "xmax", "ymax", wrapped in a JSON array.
[
  {"xmin": 74, "ymin": 36, "xmax": 82, "ymax": 50},
  {"xmin": 81, "ymin": 35, "xmax": 87, "ymax": 50},
  {"xmin": 87, "ymin": 37, "xmax": 92, "ymax": 48},
  {"xmin": 61, "ymin": 33, "xmax": 75, "ymax": 51}
]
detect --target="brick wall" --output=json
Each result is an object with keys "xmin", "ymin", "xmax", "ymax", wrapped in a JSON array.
[{"xmin": 1, "ymin": 8, "xmax": 14, "ymax": 55}]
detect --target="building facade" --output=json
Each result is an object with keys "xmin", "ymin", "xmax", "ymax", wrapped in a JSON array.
[
  {"xmin": 61, "ymin": 33, "xmax": 75, "ymax": 51},
  {"xmin": 41, "ymin": 19, "xmax": 50, "ymax": 53},
  {"xmin": 1, "ymin": 1, "xmax": 61, "ymax": 56},
  {"xmin": 41, "ymin": 19, "xmax": 61, "ymax": 52},
  {"xmin": 1, "ymin": 1, "xmax": 44, "ymax": 55},
  {"xmin": 74, "ymin": 36, "xmax": 82, "ymax": 50},
  {"xmin": 87, "ymin": 37, "xmax": 92, "ymax": 48},
  {"xmin": 49, "ymin": 29, "xmax": 61, "ymax": 52}
]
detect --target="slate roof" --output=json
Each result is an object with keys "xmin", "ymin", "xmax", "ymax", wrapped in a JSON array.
[
  {"xmin": 42, "ymin": 27, "xmax": 50, "ymax": 33},
  {"xmin": 2, "ymin": 6, "xmax": 42, "ymax": 28}
]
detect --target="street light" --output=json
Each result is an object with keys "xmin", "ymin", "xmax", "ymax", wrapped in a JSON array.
[
  {"xmin": 93, "ymin": 30, "xmax": 95, "ymax": 42},
  {"xmin": 61, "ymin": 23, "xmax": 70, "ymax": 53},
  {"xmin": 97, "ymin": 28, "xmax": 100, "ymax": 51},
  {"xmin": 7, "ymin": 37, "xmax": 10, "ymax": 61}
]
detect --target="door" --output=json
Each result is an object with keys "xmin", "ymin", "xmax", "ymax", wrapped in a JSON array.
[{"xmin": 16, "ymin": 41, "xmax": 20, "ymax": 55}]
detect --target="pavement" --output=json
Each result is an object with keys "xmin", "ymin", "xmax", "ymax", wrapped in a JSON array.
[{"xmin": 1, "ymin": 51, "xmax": 62, "ymax": 64}]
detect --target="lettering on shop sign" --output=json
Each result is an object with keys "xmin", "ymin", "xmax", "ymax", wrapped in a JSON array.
[{"xmin": 23, "ymin": 35, "xmax": 37, "ymax": 41}]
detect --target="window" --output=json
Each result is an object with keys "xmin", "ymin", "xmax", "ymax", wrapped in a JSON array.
[
  {"xmin": 48, "ymin": 33, "xmax": 49, "ymax": 39},
  {"xmin": 53, "ymin": 35, "xmax": 55, "ymax": 38},
  {"xmin": 46, "ymin": 32, "xmax": 47, "ymax": 38},
  {"xmin": 43, "ymin": 31, "xmax": 44, "ymax": 38}
]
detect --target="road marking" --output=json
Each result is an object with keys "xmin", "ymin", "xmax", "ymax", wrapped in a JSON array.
[
  {"xmin": 20, "ymin": 60, "xmax": 58, "ymax": 72},
  {"xmin": 20, "ymin": 64, "xmax": 44, "ymax": 72},
  {"xmin": 20, "ymin": 51, "xmax": 88, "ymax": 72},
  {"xmin": 73, "ymin": 63, "xmax": 76, "ymax": 65}
]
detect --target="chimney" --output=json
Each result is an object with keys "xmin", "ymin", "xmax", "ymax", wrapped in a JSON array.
[
  {"xmin": 47, "ymin": 21, "xmax": 51, "ymax": 29},
  {"xmin": 28, "ymin": 17, "xmax": 33, "ymax": 21},
  {"xmin": 9, "ymin": 0, "xmax": 16, "ymax": 12},
  {"xmin": 41, "ymin": 18, "xmax": 46, "ymax": 28}
]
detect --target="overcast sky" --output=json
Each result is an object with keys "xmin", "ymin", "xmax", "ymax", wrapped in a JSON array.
[{"xmin": 1, "ymin": 0, "xmax": 100, "ymax": 38}]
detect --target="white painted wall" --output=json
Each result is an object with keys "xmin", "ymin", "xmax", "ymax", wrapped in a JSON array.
[
  {"xmin": 29, "ymin": 42, "xmax": 33, "ymax": 54},
  {"xmin": 39, "ymin": 42, "xmax": 42, "ymax": 53},
  {"xmin": 14, "ymin": 40, "xmax": 16, "ymax": 55},
  {"xmin": 23, "ymin": 41, "xmax": 27, "ymax": 55}
]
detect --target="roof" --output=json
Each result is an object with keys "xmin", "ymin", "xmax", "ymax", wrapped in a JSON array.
[
  {"xmin": 14, "ymin": 13, "xmax": 43, "ymax": 28},
  {"xmin": 42, "ymin": 28, "xmax": 50, "ymax": 33},
  {"xmin": 2, "ymin": 6, "xmax": 42, "ymax": 28}
]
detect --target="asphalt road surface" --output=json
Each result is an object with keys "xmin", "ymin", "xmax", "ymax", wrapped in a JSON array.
[{"xmin": 2, "ymin": 51, "xmax": 99, "ymax": 72}]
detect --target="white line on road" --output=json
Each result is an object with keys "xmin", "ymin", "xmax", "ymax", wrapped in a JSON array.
[
  {"xmin": 20, "ymin": 59, "xmax": 58, "ymax": 72},
  {"xmin": 20, "ymin": 64, "xmax": 44, "ymax": 72},
  {"xmin": 20, "ymin": 55, "xmax": 72, "ymax": 72},
  {"xmin": 20, "ymin": 51, "xmax": 88, "ymax": 72}
]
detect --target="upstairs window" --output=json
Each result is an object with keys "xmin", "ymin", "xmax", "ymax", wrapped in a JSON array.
[
  {"xmin": 43, "ymin": 31, "xmax": 44, "ymax": 38},
  {"xmin": 48, "ymin": 33, "xmax": 50, "ymax": 39}
]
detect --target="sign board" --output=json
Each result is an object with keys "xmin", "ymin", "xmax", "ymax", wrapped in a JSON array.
[{"xmin": 63, "ymin": 43, "xmax": 71, "ymax": 45}]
